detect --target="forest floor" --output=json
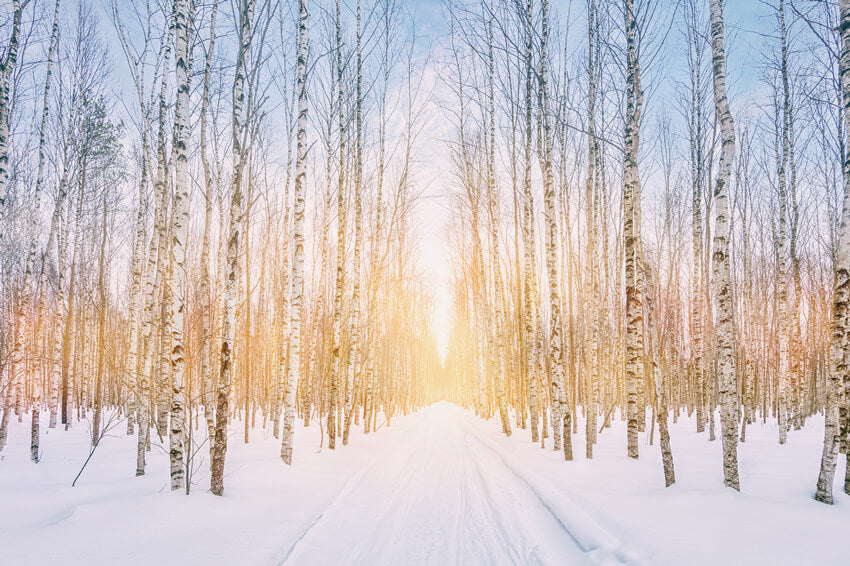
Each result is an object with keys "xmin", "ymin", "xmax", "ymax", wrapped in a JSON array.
[{"xmin": 0, "ymin": 402, "xmax": 847, "ymax": 565}]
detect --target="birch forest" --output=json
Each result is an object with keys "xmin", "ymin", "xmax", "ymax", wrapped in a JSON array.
[{"xmin": 2, "ymin": 0, "xmax": 850, "ymax": 563}]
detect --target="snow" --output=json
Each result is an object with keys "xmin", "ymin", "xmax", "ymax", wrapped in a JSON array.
[{"xmin": 0, "ymin": 403, "xmax": 847, "ymax": 565}]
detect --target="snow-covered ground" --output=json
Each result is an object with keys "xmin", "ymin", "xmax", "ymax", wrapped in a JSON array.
[{"xmin": 0, "ymin": 403, "xmax": 847, "ymax": 565}]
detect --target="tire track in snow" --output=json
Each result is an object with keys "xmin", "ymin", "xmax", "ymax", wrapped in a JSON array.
[
  {"xmin": 459, "ymin": 414, "xmax": 649, "ymax": 566},
  {"xmin": 461, "ymin": 433, "xmax": 535, "ymax": 563},
  {"xmin": 274, "ymin": 418, "xmax": 428, "ymax": 565},
  {"xmin": 341, "ymin": 423, "xmax": 450, "ymax": 564},
  {"xmin": 458, "ymin": 416, "xmax": 597, "ymax": 565},
  {"xmin": 461, "ymin": 420, "xmax": 590, "ymax": 553}
]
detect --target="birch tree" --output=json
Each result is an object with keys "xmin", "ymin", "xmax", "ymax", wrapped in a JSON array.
[
  {"xmin": 8, "ymin": 0, "xmax": 60, "ymax": 461},
  {"xmin": 343, "ymin": 0, "xmax": 363, "ymax": 446},
  {"xmin": 168, "ymin": 0, "xmax": 192, "ymax": 491},
  {"xmin": 540, "ymin": 0, "xmax": 571, "ymax": 460},
  {"xmin": 211, "ymin": 0, "xmax": 254, "ymax": 496},
  {"xmin": 623, "ymin": 0, "xmax": 644, "ymax": 460},
  {"xmin": 0, "ymin": 0, "xmax": 27, "ymax": 247},
  {"xmin": 199, "ymin": 0, "xmax": 219, "ymax": 452},
  {"xmin": 522, "ymin": 0, "xmax": 540, "ymax": 444},
  {"xmin": 815, "ymin": 0, "xmax": 850, "ymax": 504},
  {"xmin": 280, "ymin": 0, "xmax": 308, "ymax": 465},
  {"xmin": 709, "ymin": 0, "xmax": 740, "ymax": 491},
  {"xmin": 328, "ymin": 0, "xmax": 346, "ymax": 450},
  {"xmin": 485, "ymin": 0, "xmax": 511, "ymax": 437},
  {"xmin": 137, "ymin": 1, "xmax": 175, "ymax": 476},
  {"xmin": 584, "ymin": 0, "xmax": 600, "ymax": 459}
]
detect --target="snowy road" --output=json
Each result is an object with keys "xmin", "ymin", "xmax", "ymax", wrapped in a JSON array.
[{"xmin": 279, "ymin": 404, "xmax": 631, "ymax": 566}]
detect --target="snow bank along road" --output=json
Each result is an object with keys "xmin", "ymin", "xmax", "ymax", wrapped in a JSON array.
[{"xmin": 1, "ymin": 402, "xmax": 849, "ymax": 565}]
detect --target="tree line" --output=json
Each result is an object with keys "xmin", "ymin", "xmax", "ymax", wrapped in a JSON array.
[
  {"xmin": 440, "ymin": 0, "xmax": 850, "ymax": 503},
  {"xmin": 1, "ymin": 0, "xmax": 850, "ymax": 504},
  {"xmin": 0, "ymin": 0, "xmax": 441, "ymax": 495}
]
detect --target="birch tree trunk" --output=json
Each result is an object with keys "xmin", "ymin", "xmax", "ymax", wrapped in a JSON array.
[
  {"xmin": 540, "ymin": 0, "xmax": 571, "ymax": 460},
  {"xmin": 364, "ymin": 0, "xmax": 389, "ymax": 434},
  {"xmin": 777, "ymin": 0, "xmax": 803, "ymax": 434},
  {"xmin": 0, "ymin": 0, "xmax": 24, "ymax": 248},
  {"xmin": 124, "ymin": 165, "xmax": 146, "ymax": 438},
  {"xmin": 199, "ymin": 0, "xmax": 218, "ymax": 454},
  {"xmin": 623, "ymin": 0, "xmax": 644, "ymax": 460},
  {"xmin": 8, "ymin": 0, "xmax": 59, "ymax": 459},
  {"xmin": 168, "ymin": 0, "xmax": 192, "ymax": 492},
  {"xmin": 211, "ymin": 0, "xmax": 253, "ymax": 496},
  {"xmin": 62, "ymin": 177, "xmax": 87, "ymax": 432},
  {"xmin": 815, "ymin": 0, "xmax": 850, "ymax": 505},
  {"xmin": 645, "ymin": 262, "xmax": 675, "ymax": 486},
  {"xmin": 137, "ymin": 8, "xmax": 175, "ymax": 475},
  {"xmin": 585, "ymin": 0, "xmax": 599, "ymax": 458},
  {"xmin": 486, "ymin": 0, "xmax": 511, "ymax": 437},
  {"xmin": 92, "ymin": 194, "xmax": 109, "ymax": 446},
  {"xmin": 685, "ymin": 0, "xmax": 707, "ymax": 434},
  {"xmin": 112, "ymin": 0, "xmax": 154, "ymax": 439},
  {"xmin": 328, "ymin": 0, "xmax": 346, "ymax": 450},
  {"xmin": 522, "ymin": 0, "xmax": 539, "ymax": 444},
  {"xmin": 709, "ymin": 0, "xmax": 740, "ymax": 491},
  {"xmin": 43, "ymin": 0, "xmax": 62, "ymax": 431},
  {"xmin": 343, "ymin": 0, "xmax": 363, "ymax": 446},
  {"xmin": 775, "ymin": 0, "xmax": 792, "ymax": 445},
  {"xmin": 0, "ymin": 0, "xmax": 27, "ymax": 450},
  {"xmin": 279, "ymin": 0, "xmax": 307, "ymax": 463}
]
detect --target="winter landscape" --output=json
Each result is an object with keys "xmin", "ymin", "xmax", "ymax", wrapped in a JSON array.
[
  {"xmin": 2, "ymin": 404, "xmax": 849, "ymax": 565},
  {"xmin": 2, "ymin": 0, "xmax": 850, "ymax": 564}
]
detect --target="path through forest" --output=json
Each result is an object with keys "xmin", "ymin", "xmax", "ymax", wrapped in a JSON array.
[{"xmin": 279, "ymin": 403, "xmax": 631, "ymax": 565}]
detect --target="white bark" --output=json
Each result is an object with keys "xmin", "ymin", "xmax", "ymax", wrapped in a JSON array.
[
  {"xmin": 343, "ymin": 0, "xmax": 363, "ymax": 446},
  {"xmin": 486, "ymin": 0, "xmax": 511, "ymax": 437},
  {"xmin": 623, "ymin": 0, "xmax": 644, "ymax": 460},
  {"xmin": 168, "ymin": 0, "xmax": 192, "ymax": 492},
  {"xmin": 0, "ymin": 0, "xmax": 25, "ymax": 247},
  {"xmin": 585, "ymin": 0, "xmax": 599, "ymax": 457},
  {"xmin": 540, "ymin": 0, "xmax": 571, "ymax": 460},
  {"xmin": 815, "ymin": 0, "xmax": 850, "ymax": 505},
  {"xmin": 112, "ymin": 0, "xmax": 154, "ymax": 438},
  {"xmin": 211, "ymin": 0, "xmax": 253, "ymax": 495},
  {"xmin": 7, "ymin": 0, "xmax": 59, "ymax": 459},
  {"xmin": 522, "ymin": 0, "xmax": 539, "ymax": 444},
  {"xmin": 199, "ymin": 0, "xmax": 218, "ymax": 453},
  {"xmin": 0, "ymin": 0, "xmax": 27, "ymax": 451},
  {"xmin": 328, "ymin": 0, "xmax": 346, "ymax": 450},
  {"xmin": 709, "ymin": 0, "xmax": 740, "ymax": 491},
  {"xmin": 137, "ymin": 8, "xmax": 175, "ymax": 476},
  {"xmin": 775, "ymin": 0, "xmax": 792, "ymax": 445}
]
